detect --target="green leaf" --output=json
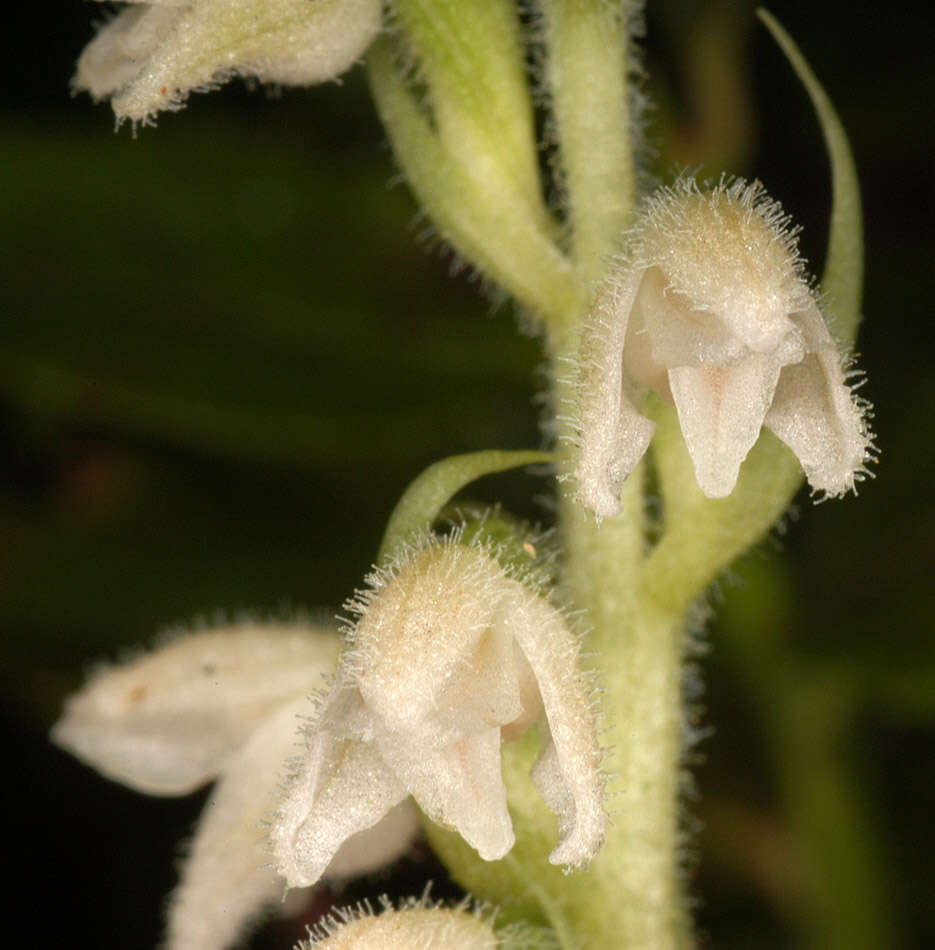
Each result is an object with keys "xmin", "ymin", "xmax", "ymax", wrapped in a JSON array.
[
  {"xmin": 377, "ymin": 449, "xmax": 555, "ymax": 562},
  {"xmin": 758, "ymin": 8, "xmax": 864, "ymax": 343}
]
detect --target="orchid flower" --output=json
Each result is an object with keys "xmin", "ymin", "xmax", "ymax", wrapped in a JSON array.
[
  {"xmin": 74, "ymin": 0, "xmax": 383, "ymax": 124},
  {"xmin": 52, "ymin": 621, "xmax": 419, "ymax": 950},
  {"xmin": 272, "ymin": 534, "xmax": 606, "ymax": 889},
  {"xmin": 575, "ymin": 176, "xmax": 874, "ymax": 514},
  {"xmin": 301, "ymin": 896, "xmax": 501, "ymax": 950}
]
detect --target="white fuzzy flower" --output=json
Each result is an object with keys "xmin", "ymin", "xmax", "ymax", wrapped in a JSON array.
[
  {"xmin": 74, "ymin": 0, "xmax": 382, "ymax": 124},
  {"xmin": 575, "ymin": 177, "xmax": 874, "ymax": 514},
  {"xmin": 52, "ymin": 621, "xmax": 419, "ymax": 950},
  {"xmin": 272, "ymin": 534, "xmax": 606, "ymax": 889},
  {"xmin": 301, "ymin": 896, "xmax": 499, "ymax": 950}
]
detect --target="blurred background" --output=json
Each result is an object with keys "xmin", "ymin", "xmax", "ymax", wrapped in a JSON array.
[{"xmin": 2, "ymin": 1, "xmax": 932, "ymax": 947}]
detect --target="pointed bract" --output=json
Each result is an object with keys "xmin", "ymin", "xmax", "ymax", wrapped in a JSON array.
[{"xmin": 575, "ymin": 176, "xmax": 873, "ymax": 510}]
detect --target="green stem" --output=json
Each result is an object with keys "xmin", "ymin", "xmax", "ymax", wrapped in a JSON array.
[
  {"xmin": 542, "ymin": 3, "xmax": 688, "ymax": 938},
  {"xmin": 558, "ymin": 460, "xmax": 689, "ymax": 949},
  {"xmin": 549, "ymin": 309, "xmax": 688, "ymax": 949},
  {"xmin": 371, "ymin": 5, "xmax": 693, "ymax": 945},
  {"xmin": 540, "ymin": 0, "xmax": 639, "ymax": 291}
]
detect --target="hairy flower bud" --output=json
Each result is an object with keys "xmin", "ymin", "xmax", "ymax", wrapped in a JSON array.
[
  {"xmin": 575, "ymin": 176, "xmax": 874, "ymax": 513},
  {"xmin": 302, "ymin": 898, "xmax": 498, "ymax": 950},
  {"xmin": 74, "ymin": 0, "xmax": 382, "ymax": 124},
  {"xmin": 272, "ymin": 533, "xmax": 606, "ymax": 889}
]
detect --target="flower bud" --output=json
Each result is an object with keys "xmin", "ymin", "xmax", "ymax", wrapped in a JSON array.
[
  {"xmin": 302, "ymin": 900, "xmax": 497, "ymax": 950},
  {"xmin": 74, "ymin": 0, "xmax": 382, "ymax": 125},
  {"xmin": 575, "ymin": 176, "xmax": 874, "ymax": 512}
]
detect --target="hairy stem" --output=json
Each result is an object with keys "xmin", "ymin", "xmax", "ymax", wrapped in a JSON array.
[
  {"xmin": 556, "ymin": 380, "xmax": 689, "ymax": 949},
  {"xmin": 540, "ymin": 0, "xmax": 639, "ymax": 289}
]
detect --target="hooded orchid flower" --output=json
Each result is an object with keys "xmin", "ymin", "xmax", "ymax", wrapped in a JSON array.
[
  {"xmin": 272, "ymin": 533, "xmax": 606, "ymax": 889},
  {"xmin": 575, "ymin": 176, "xmax": 874, "ymax": 514}
]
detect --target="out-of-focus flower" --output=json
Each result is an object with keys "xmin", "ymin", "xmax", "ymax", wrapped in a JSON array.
[
  {"xmin": 575, "ymin": 176, "xmax": 874, "ymax": 513},
  {"xmin": 52, "ymin": 621, "xmax": 419, "ymax": 950},
  {"xmin": 272, "ymin": 534, "xmax": 606, "ymax": 889},
  {"xmin": 300, "ymin": 896, "xmax": 500, "ymax": 949},
  {"xmin": 74, "ymin": 0, "xmax": 383, "ymax": 124}
]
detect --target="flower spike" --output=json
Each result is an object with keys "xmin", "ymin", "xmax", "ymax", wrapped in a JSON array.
[
  {"xmin": 575, "ymin": 176, "xmax": 874, "ymax": 513},
  {"xmin": 272, "ymin": 533, "xmax": 606, "ymax": 888}
]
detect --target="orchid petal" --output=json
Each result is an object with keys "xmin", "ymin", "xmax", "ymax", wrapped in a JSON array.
[
  {"xmin": 164, "ymin": 696, "xmax": 310, "ymax": 950},
  {"xmin": 75, "ymin": 5, "xmax": 180, "ymax": 102},
  {"xmin": 636, "ymin": 267, "xmax": 744, "ymax": 370},
  {"xmin": 576, "ymin": 272, "xmax": 656, "ymax": 517},
  {"xmin": 272, "ymin": 730, "xmax": 408, "ymax": 889},
  {"xmin": 51, "ymin": 623, "xmax": 339, "ymax": 795},
  {"xmin": 394, "ymin": 729, "xmax": 514, "ymax": 861},
  {"xmin": 668, "ymin": 353, "xmax": 782, "ymax": 498},
  {"xmin": 353, "ymin": 542, "xmax": 523, "ymax": 740},
  {"xmin": 506, "ymin": 589, "xmax": 606, "ymax": 866},
  {"xmin": 324, "ymin": 799, "xmax": 420, "ymax": 879},
  {"xmin": 75, "ymin": 0, "xmax": 382, "ymax": 124},
  {"xmin": 766, "ymin": 305, "xmax": 871, "ymax": 496}
]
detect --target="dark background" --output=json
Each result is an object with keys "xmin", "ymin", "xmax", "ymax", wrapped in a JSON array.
[{"xmin": 3, "ymin": 1, "xmax": 932, "ymax": 947}]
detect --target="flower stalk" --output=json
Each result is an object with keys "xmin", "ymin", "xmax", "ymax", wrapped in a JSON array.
[
  {"xmin": 57, "ymin": 3, "xmax": 874, "ymax": 949},
  {"xmin": 559, "ymin": 484, "xmax": 690, "ymax": 948},
  {"xmin": 539, "ymin": 0, "xmax": 640, "ymax": 291},
  {"xmin": 366, "ymin": 37, "xmax": 583, "ymax": 330}
]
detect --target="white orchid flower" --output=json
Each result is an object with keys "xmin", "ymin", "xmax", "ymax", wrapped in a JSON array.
[
  {"xmin": 272, "ymin": 534, "xmax": 606, "ymax": 889},
  {"xmin": 302, "ymin": 897, "xmax": 500, "ymax": 950},
  {"xmin": 74, "ymin": 0, "xmax": 383, "ymax": 124},
  {"xmin": 52, "ymin": 621, "xmax": 419, "ymax": 950},
  {"xmin": 575, "ymin": 176, "xmax": 874, "ymax": 514}
]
